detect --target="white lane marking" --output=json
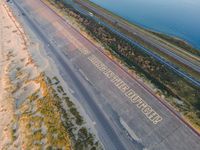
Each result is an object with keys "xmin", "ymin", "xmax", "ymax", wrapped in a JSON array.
[{"xmin": 88, "ymin": 55, "xmax": 163, "ymax": 125}]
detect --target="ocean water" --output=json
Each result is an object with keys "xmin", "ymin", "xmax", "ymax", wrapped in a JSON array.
[{"xmin": 90, "ymin": 0, "xmax": 200, "ymax": 49}]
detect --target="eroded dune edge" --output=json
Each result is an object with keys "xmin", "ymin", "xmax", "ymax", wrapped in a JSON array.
[{"xmin": 0, "ymin": 1, "xmax": 102, "ymax": 149}]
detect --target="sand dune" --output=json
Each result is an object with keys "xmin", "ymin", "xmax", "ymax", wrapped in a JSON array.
[{"xmin": 0, "ymin": 2, "xmax": 41, "ymax": 148}]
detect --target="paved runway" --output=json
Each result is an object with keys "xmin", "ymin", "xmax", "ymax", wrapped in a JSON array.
[{"xmin": 10, "ymin": 0, "xmax": 200, "ymax": 149}]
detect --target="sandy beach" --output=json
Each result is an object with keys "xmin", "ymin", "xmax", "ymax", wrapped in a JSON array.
[{"xmin": 0, "ymin": 1, "xmax": 43, "ymax": 148}]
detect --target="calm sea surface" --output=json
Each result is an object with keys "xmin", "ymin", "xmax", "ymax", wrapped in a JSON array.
[{"xmin": 90, "ymin": 0, "xmax": 200, "ymax": 49}]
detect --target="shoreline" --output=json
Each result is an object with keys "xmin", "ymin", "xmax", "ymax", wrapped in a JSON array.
[
  {"xmin": 74, "ymin": 0, "xmax": 200, "ymax": 80},
  {"xmin": 79, "ymin": 0, "xmax": 200, "ymax": 55}
]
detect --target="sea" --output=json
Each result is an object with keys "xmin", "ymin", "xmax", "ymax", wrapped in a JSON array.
[{"xmin": 90, "ymin": 0, "xmax": 200, "ymax": 50}]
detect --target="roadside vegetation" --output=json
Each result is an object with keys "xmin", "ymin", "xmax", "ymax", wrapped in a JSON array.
[
  {"xmin": 78, "ymin": 0, "xmax": 200, "ymax": 57},
  {"xmin": 13, "ymin": 73, "xmax": 102, "ymax": 149},
  {"xmin": 46, "ymin": 0, "xmax": 200, "ymax": 130},
  {"xmin": 75, "ymin": 0, "xmax": 200, "ymax": 80},
  {"xmin": 39, "ymin": 74, "xmax": 101, "ymax": 149}
]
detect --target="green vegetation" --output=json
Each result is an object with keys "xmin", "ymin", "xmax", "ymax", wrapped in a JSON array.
[
  {"xmin": 52, "ymin": 76, "xmax": 60, "ymax": 84},
  {"xmin": 16, "ymin": 74, "xmax": 71, "ymax": 149},
  {"xmin": 64, "ymin": 97, "xmax": 75, "ymax": 108},
  {"xmin": 34, "ymin": 74, "xmax": 101, "ymax": 149},
  {"xmin": 78, "ymin": 0, "xmax": 200, "ymax": 57},
  {"xmin": 75, "ymin": 127, "xmax": 100, "ymax": 150},
  {"xmin": 57, "ymin": 85, "xmax": 64, "ymax": 93},
  {"xmin": 69, "ymin": 107, "xmax": 84, "ymax": 125},
  {"xmin": 11, "ymin": 125, "xmax": 17, "ymax": 142},
  {"xmin": 50, "ymin": 77, "xmax": 101, "ymax": 149},
  {"xmin": 46, "ymin": 0, "xmax": 200, "ymax": 129},
  {"xmin": 12, "ymin": 73, "xmax": 101, "ymax": 149},
  {"xmin": 75, "ymin": 0, "xmax": 200, "ymax": 80}
]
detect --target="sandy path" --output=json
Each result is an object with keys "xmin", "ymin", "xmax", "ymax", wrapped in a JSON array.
[
  {"xmin": 0, "ymin": 1, "xmax": 40, "ymax": 148},
  {"xmin": 0, "ymin": 1, "xmax": 15, "ymax": 148}
]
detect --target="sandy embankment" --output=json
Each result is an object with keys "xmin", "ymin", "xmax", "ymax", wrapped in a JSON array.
[
  {"xmin": 0, "ymin": 1, "xmax": 43, "ymax": 148},
  {"xmin": 0, "ymin": 1, "xmax": 65, "ymax": 149}
]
